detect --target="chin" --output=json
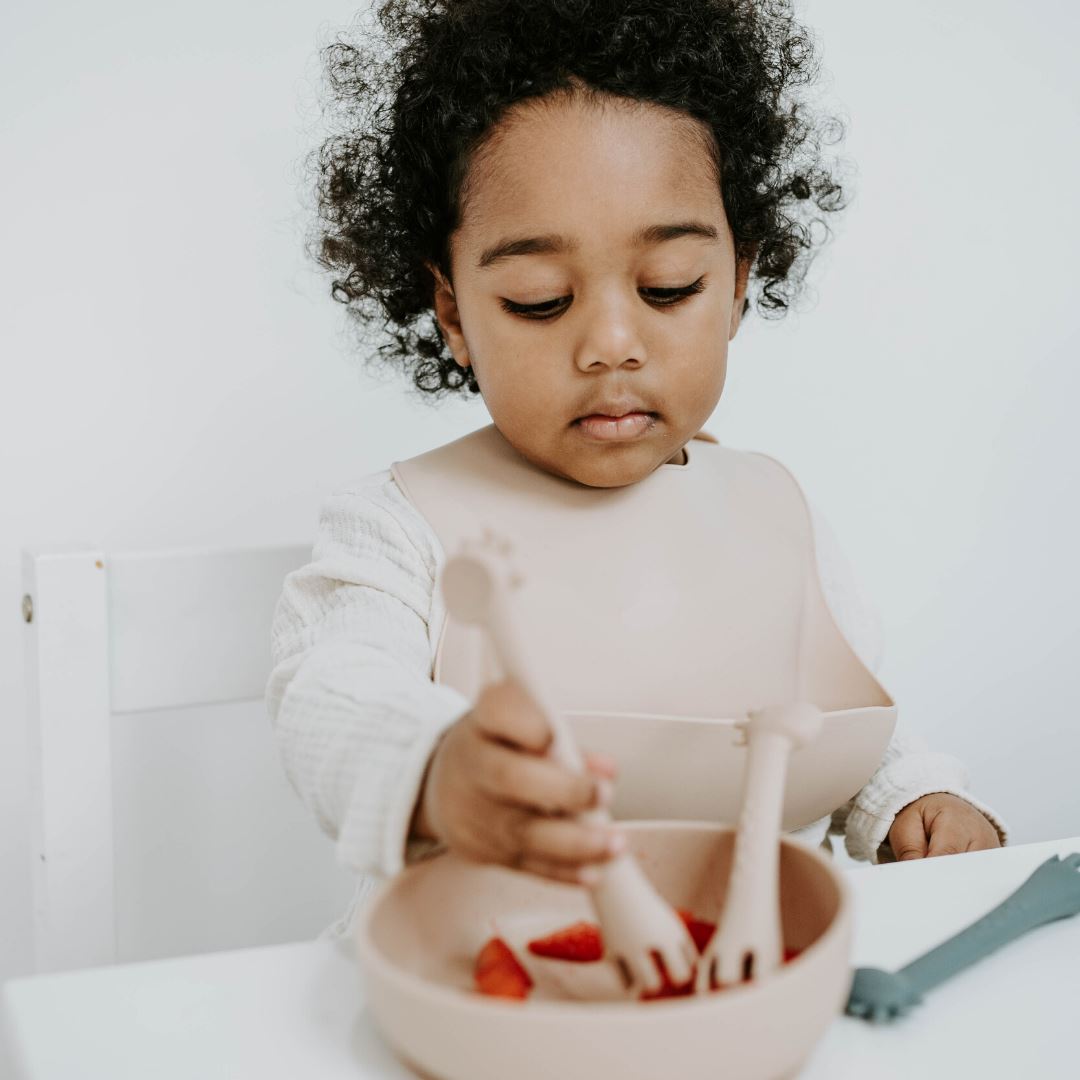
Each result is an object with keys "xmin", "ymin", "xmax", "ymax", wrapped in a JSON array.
[
  {"xmin": 508, "ymin": 428, "xmax": 654, "ymax": 488},
  {"xmin": 563, "ymin": 454, "xmax": 655, "ymax": 490}
]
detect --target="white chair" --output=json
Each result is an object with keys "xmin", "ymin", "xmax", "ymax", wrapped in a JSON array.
[{"xmin": 20, "ymin": 543, "xmax": 356, "ymax": 974}]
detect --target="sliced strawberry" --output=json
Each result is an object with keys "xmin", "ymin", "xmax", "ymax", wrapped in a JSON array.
[
  {"xmin": 640, "ymin": 976, "xmax": 699, "ymax": 1001},
  {"xmin": 639, "ymin": 916, "xmax": 802, "ymax": 1001},
  {"xmin": 474, "ymin": 936, "xmax": 533, "ymax": 999},
  {"xmin": 527, "ymin": 920, "xmax": 604, "ymax": 962},
  {"xmin": 675, "ymin": 908, "xmax": 717, "ymax": 953},
  {"xmin": 639, "ymin": 948, "xmax": 701, "ymax": 1000},
  {"xmin": 675, "ymin": 909, "xmax": 804, "ymax": 965}
]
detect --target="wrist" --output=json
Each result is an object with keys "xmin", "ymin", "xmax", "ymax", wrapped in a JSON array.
[
  {"xmin": 408, "ymin": 733, "xmax": 448, "ymax": 844},
  {"xmin": 409, "ymin": 787, "xmax": 439, "ymax": 843}
]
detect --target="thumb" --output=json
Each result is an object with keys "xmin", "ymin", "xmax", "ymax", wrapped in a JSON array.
[{"xmin": 888, "ymin": 806, "xmax": 929, "ymax": 861}]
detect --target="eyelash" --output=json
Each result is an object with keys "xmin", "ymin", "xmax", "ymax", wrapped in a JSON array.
[{"xmin": 498, "ymin": 275, "xmax": 708, "ymax": 320}]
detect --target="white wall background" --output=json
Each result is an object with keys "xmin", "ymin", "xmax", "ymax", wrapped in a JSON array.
[{"xmin": 2, "ymin": 0, "xmax": 1078, "ymax": 985}]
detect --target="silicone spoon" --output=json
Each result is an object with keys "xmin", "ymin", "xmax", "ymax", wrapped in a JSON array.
[
  {"xmin": 695, "ymin": 702, "xmax": 824, "ymax": 992},
  {"xmin": 440, "ymin": 528, "xmax": 698, "ymax": 996},
  {"xmin": 846, "ymin": 850, "xmax": 1080, "ymax": 1023}
]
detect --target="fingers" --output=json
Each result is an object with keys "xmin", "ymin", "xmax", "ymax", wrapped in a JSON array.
[
  {"xmin": 470, "ymin": 678, "xmax": 553, "ymax": 753},
  {"xmin": 473, "ymin": 737, "xmax": 607, "ymax": 815},
  {"xmin": 888, "ymin": 793, "xmax": 1003, "ymax": 862},
  {"xmin": 514, "ymin": 854, "xmax": 603, "ymax": 886},
  {"xmin": 926, "ymin": 821, "xmax": 968, "ymax": 857},
  {"xmin": 966, "ymin": 829, "xmax": 1003, "ymax": 852},
  {"xmin": 512, "ymin": 821, "xmax": 623, "ymax": 884},
  {"xmin": 440, "ymin": 680, "xmax": 628, "ymax": 886},
  {"xmin": 963, "ymin": 807, "xmax": 1002, "ymax": 846},
  {"xmin": 925, "ymin": 802, "xmax": 987, "ymax": 857},
  {"xmin": 518, "ymin": 815, "xmax": 626, "ymax": 866},
  {"xmin": 888, "ymin": 806, "xmax": 929, "ymax": 861},
  {"xmin": 460, "ymin": 807, "xmax": 624, "ymax": 884}
]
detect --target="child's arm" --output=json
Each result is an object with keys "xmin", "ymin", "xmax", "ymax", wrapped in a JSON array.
[
  {"xmin": 265, "ymin": 471, "xmax": 475, "ymax": 880},
  {"xmin": 809, "ymin": 504, "xmax": 1010, "ymax": 863},
  {"xmin": 266, "ymin": 470, "xmax": 618, "ymax": 883}
]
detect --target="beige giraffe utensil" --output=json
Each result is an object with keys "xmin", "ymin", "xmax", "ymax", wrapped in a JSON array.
[
  {"xmin": 696, "ymin": 701, "xmax": 824, "ymax": 992},
  {"xmin": 439, "ymin": 528, "xmax": 698, "ymax": 996}
]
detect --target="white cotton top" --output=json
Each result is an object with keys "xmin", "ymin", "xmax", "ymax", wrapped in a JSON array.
[{"xmin": 266, "ymin": 463, "xmax": 1010, "ymax": 934}]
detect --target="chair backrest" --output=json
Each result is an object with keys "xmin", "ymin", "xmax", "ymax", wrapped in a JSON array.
[{"xmin": 21, "ymin": 543, "xmax": 356, "ymax": 973}]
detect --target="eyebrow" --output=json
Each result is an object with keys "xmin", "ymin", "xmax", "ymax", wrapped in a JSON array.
[{"xmin": 476, "ymin": 220, "xmax": 721, "ymax": 271}]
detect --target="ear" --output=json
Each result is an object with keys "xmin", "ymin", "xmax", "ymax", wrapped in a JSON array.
[
  {"xmin": 728, "ymin": 248, "xmax": 756, "ymax": 340},
  {"xmin": 425, "ymin": 259, "xmax": 471, "ymax": 368}
]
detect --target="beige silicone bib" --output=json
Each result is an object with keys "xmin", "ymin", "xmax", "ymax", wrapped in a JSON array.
[{"xmin": 391, "ymin": 423, "xmax": 896, "ymax": 828}]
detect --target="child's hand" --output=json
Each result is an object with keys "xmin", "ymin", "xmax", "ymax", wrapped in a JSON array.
[
  {"xmin": 887, "ymin": 792, "xmax": 1002, "ymax": 860},
  {"xmin": 410, "ymin": 676, "xmax": 626, "ymax": 885}
]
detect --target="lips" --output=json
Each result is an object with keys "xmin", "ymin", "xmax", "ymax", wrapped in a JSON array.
[
  {"xmin": 574, "ymin": 399, "xmax": 656, "ymax": 422},
  {"xmin": 575, "ymin": 412, "xmax": 656, "ymax": 442}
]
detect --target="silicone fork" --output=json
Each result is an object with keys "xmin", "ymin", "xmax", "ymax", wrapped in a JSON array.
[
  {"xmin": 440, "ymin": 529, "xmax": 698, "ymax": 996},
  {"xmin": 695, "ymin": 702, "xmax": 824, "ymax": 992},
  {"xmin": 846, "ymin": 851, "xmax": 1080, "ymax": 1023}
]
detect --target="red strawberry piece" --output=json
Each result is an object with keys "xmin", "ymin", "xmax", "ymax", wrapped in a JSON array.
[
  {"xmin": 527, "ymin": 920, "xmax": 604, "ymax": 962},
  {"xmin": 640, "ymin": 975, "xmax": 698, "ymax": 1001},
  {"xmin": 474, "ymin": 936, "xmax": 533, "ymax": 999},
  {"xmin": 675, "ymin": 909, "xmax": 803, "ymax": 965},
  {"xmin": 675, "ymin": 908, "xmax": 717, "ymax": 954},
  {"xmin": 639, "ymin": 948, "xmax": 700, "ymax": 1000}
]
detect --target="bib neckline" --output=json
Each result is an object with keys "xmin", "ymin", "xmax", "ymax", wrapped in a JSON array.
[{"xmin": 659, "ymin": 441, "xmax": 693, "ymax": 470}]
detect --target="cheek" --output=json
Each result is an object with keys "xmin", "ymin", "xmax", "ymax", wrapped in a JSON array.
[
  {"xmin": 674, "ymin": 349, "xmax": 726, "ymax": 393},
  {"xmin": 665, "ymin": 354, "xmax": 727, "ymax": 423},
  {"xmin": 501, "ymin": 343, "xmax": 555, "ymax": 388},
  {"xmin": 478, "ymin": 353, "xmax": 555, "ymax": 420},
  {"xmin": 668, "ymin": 306, "xmax": 728, "ymax": 359}
]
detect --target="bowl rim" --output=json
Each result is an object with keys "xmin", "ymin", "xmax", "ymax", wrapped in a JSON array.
[{"xmin": 353, "ymin": 821, "xmax": 853, "ymax": 1018}]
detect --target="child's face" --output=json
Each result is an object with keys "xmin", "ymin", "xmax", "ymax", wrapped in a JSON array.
[{"xmin": 428, "ymin": 93, "xmax": 751, "ymax": 488}]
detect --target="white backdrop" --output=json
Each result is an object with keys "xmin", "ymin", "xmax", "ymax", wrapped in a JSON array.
[{"xmin": 2, "ymin": 0, "xmax": 1078, "ymax": 983}]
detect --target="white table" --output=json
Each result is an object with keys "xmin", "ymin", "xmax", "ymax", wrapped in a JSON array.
[{"xmin": 3, "ymin": 836, "xmax": 1078, "ymax": 1080}]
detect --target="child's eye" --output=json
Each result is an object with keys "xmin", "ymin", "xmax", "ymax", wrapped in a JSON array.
[{"xmin": 498, "ymin": 275, "xmax": 708, "ymax": 321}]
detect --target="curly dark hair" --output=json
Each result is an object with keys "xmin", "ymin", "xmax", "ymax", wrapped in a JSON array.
[{"xmin": 305, "ymin": 0, "xmax": 851, "ymax": 401}]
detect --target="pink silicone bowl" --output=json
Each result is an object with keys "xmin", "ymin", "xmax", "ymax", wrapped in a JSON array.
[{"xmin": 353, "ymin": 822, "xmax": 854, "ymax": 1080}]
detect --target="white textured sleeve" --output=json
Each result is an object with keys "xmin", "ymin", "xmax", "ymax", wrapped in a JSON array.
[
  {"xmin": 809, "ymin": 504, "xmax": 1010, "ymax": 863},
  {"xmin": 266, "ymin": 469, "xmax": 471, "ymax": 881}
]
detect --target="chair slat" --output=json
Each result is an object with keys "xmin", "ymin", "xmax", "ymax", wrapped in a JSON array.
[
  {"xmin": 21, "ymin": 541, "xmax": 320, "ymax": 973},
  {"xmin": 22, "ymin": 547, "xmax": 116, "ymax": 972}
]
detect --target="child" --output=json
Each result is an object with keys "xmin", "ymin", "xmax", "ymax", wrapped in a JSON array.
[{"xmin": 268, "ymin": 0, "xmax": 1007, "ymax": 932}]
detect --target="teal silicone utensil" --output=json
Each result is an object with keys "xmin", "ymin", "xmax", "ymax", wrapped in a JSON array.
[{"xmin": 846, "ymin": 852, "xmax": 1080, "ymax": 1023}]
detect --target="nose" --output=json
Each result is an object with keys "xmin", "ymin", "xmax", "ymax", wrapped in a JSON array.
[
  {"xmin": 572, "ymin": 288, "xmax": 648, "ymax": 372},
  {"xmin": 577, "ymin": 353, "xmax": 643, "ymax": 373}
]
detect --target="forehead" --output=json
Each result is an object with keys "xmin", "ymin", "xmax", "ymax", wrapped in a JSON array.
[{"xmin": 456, "ymin": 94, "xmax": 726, "ymax": 261}]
